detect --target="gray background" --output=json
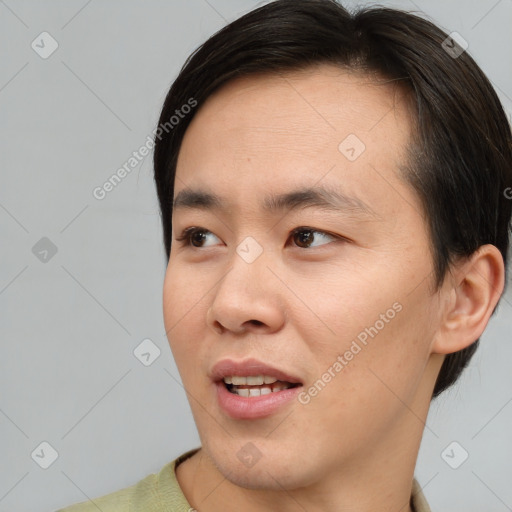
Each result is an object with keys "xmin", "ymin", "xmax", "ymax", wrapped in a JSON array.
[{"xmin": 1, "ymin": 1, "xmax": 511, "ymax": 511}]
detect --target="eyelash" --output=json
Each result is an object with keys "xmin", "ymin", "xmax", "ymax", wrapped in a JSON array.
[{"xmin": 174, "ymin": 226, "xmax": 345, "ymax": 249}]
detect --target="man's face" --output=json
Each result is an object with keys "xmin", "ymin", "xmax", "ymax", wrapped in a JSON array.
[{"xmin": 163, "ymin": 65, "xmax": 444, "ymax": 489}]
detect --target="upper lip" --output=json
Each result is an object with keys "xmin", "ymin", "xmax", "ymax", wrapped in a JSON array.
[{"xmin": 210, "ymin": 358, "xmax": 303, "ymax": 384}]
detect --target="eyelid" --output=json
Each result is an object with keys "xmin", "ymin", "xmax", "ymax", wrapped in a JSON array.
[
  {"xmin": 290, "ymin": 226, "xmax": 339, "ymax": 240},
  {"xmin": 175, "ymin": 226, "xmax": 221, "ymax": 246},
  {"xmin": 175, "ymin": 226, "xmax": 348, "ymax": 248}
]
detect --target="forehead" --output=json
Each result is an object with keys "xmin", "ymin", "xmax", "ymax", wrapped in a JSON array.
[
  {"xmin": 174, "ymin": 65, "xmax": 415, "ymax": 218},
  {"xmin": 181, "ymin": 64, "xmax": 413, "ymax": 133}
]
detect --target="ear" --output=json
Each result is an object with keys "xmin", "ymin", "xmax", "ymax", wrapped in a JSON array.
[{"xmin": 432, "ymin": 244, "xmax": 505, "ymax": 354}]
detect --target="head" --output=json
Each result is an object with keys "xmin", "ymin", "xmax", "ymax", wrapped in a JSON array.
[{"xmin": 154, "ymin": 0, "xmax": 511, "ymax": 490}]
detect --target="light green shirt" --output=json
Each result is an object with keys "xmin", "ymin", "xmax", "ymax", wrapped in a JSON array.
[{"xmin": 56, "ymin": 448, "xmax": 431, "ymax": 512}]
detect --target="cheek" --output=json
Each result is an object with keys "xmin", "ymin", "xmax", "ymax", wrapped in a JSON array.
[
  {"xmin": 298, "ymin": 260, "xmax": 436, "ymax": 400},
  {"xmin": 163, "ymin": 256, "xmax": 209, "ymax": 324},
  {"xmin": 288, "ymin": 261, "xmax": 399, "ymax": 350},
  {"xmin": 162, "ymin": 261, "xmax": 208, "ymax": 363},
  {"xmin": 297, "ymin": 308, "xmax": 432, "ymax": 453}
]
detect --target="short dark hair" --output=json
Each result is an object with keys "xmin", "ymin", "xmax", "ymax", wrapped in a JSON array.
[{"xmin": 153, "ymin": 0, "xmax": 512, "ymax": 397}]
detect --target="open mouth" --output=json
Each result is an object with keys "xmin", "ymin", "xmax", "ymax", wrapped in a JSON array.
[{"xmin": 223, "ymin": 375, "xmax": 301, "ymax": 397}]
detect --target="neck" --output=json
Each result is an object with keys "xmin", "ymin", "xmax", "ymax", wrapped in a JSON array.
[{"xmin": 176, "ymin": 419, "xmax": 421, "ymax": 512}]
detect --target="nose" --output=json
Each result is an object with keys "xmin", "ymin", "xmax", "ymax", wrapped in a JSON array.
[{"xmin": 206, "ymin": 250, "xmax": 286, "ymax": 336}]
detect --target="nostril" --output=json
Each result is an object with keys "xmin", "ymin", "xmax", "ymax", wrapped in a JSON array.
[{"xmin": 212, "ymin": 321, "xmax": 225, "ymax": 334}]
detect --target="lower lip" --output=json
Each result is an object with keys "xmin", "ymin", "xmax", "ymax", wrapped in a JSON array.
[{"xmin": 215, "ymin": 381, "xmax": 302, "ymax": 420}]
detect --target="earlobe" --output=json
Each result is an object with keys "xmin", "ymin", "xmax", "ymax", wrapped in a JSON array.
[{"xmin": 432, "ymin": 244, "xmax": 505, "ymax": 355}]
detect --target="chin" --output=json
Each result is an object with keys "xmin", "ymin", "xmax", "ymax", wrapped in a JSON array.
[{"xmin": 203, "ymin": 439, "xmax": 315, "ymax": 491}]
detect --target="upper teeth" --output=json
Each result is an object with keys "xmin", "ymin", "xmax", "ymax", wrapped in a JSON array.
[{"xmin": 223, "ymin": 375, "xmax": 278, "ymax": 385}]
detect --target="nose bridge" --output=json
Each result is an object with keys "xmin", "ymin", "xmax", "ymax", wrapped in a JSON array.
[
  {"xmin": 208, "ymin": 235, "xmax": 285, "ymax": 333},
  {"xmin": 222, "ymin": 234, "xmax": 271, "ymax": 298}
]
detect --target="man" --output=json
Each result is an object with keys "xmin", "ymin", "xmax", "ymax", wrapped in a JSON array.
[{"xmin": 58, "ymin": 1, "xmax": 511, "ymax": 510}]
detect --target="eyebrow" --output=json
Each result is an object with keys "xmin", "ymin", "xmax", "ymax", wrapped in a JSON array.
[{"xmin": 172, "ymin": 185, "xmax": 377, "ymax": 218}]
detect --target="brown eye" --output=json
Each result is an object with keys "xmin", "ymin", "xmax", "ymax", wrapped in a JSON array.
[
  {"xmin": 293, "ymin": 229, "xmax": 315, "ymax": 248},
  {"xmin": 189, "ymin": 230, "xmax": 207, "ymax": 247},
  {"xmin": 175, "ymin": 227, "xmax": 219, "ymax": 248},
  {"xmin": 291, "ymin": 228, "xmax": 336, "ymax": 248},
  {"xmin": 175, "ymin": 226, "xmax": 339, "ymax": 250}
]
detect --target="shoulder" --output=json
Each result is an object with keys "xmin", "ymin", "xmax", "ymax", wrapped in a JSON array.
[
  {"xmin": 411, "ymin": 478, "xmax": 432, "ymax": 512},
  {"xmin": 55, "ymin": 464, "xmax": 166, "ymax": 512},
  {"xmin": 55, "ymin": 449, "xmax": 200, "ymax": 512}
]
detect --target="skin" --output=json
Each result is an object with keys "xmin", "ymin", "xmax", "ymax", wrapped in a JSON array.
[{"xmin": 162, "ymin": 65, "xmax": 504, "ymax": 512}]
